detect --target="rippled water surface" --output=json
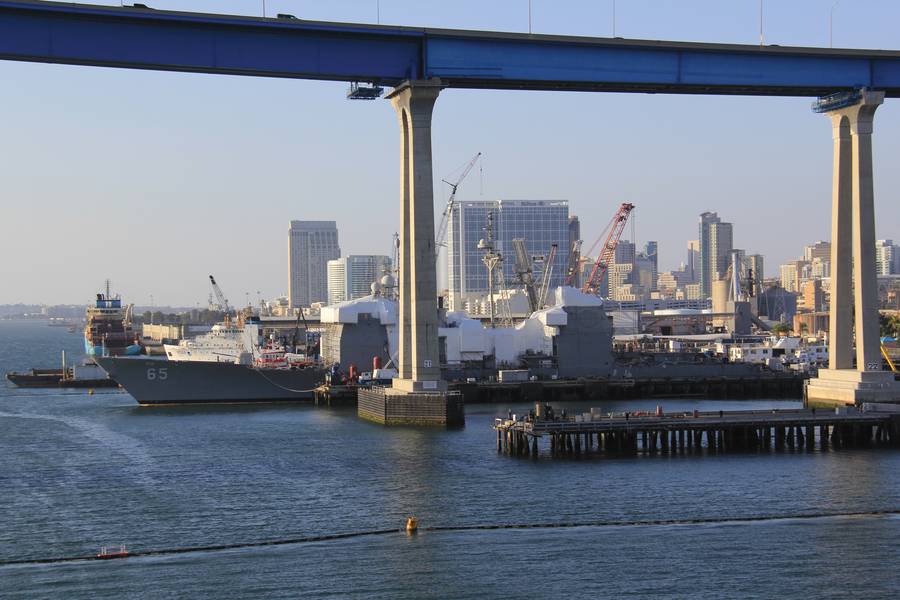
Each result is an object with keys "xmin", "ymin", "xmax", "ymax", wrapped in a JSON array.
[{"xmin": 2, "ymin": 320, "xmax": 899, "ymax": 598}]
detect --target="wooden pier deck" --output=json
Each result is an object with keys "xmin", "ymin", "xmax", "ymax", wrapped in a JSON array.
[{"xmin": 494, "ymin": 405, "xmax": 900, "ymax": 457}]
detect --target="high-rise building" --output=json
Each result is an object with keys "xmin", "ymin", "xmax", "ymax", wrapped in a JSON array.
[
  {"xmin": 698, "ymin": 212, "xmax": 733, "ymax": 298},
  {"xmin": 779, "ymin": 260, "xmax": 807, "ymax": 293},
  {"xmin": 800, "ymin": 279, "xmax": 824, "ymax": 312},
  {"xmin": 875, "ymin": 239, "xmax": 899, "ymax": 275},
  {"xmin": 447, "ymin": 200, "xmax": 569, "ymax": 309},
  {"xmin": 288, "ymin": 221, "xmax": 341, "ymax": 308},
  {"xmin": 327, "ymin": 255, "xmax": 391, "ymax": 305},
  {"xmin": 803, "ymin": 241, "xmax": 831, "ymax": 262},
  {"xmin": 686, "ymin": 239, "xmax": 700, "ymax": 283},
  {"xmin": 614, "ymin": 240, "xmax": 636, "ymax": 265}
]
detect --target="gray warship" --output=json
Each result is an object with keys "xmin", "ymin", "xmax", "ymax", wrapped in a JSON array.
[{"xmin": 96, "ymin": 357, "xmax": 326, "ymax": 405}]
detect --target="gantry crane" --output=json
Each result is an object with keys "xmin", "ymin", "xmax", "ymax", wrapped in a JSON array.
[
  {"xmin": 435, "ymin": 152, "xmax": 482, "ymax": 258},
  {"xmin": 580, "ymin": 202, "xmax": 635, "ymax": 296}
]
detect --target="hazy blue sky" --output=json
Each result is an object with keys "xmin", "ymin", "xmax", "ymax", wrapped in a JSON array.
[{"xmin": 1, "ymin": 0, "xmax": 899, "ymax": 305}]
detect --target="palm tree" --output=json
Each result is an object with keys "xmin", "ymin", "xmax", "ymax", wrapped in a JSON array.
[{"xmin": 889, "ymin": 314, "xmax": 900, "ymax": 338}]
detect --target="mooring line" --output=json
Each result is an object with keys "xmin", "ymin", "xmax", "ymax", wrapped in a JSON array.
[{"xmin": 2, "ymin": 510, "xmax": 897, "ymax": 567}]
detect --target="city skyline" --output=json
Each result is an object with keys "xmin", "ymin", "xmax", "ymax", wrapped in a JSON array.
[{"xmin": 3, "ymin": 0, "xmax": 900, "ymax": 305}]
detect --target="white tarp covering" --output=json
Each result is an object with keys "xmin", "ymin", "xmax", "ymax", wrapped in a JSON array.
[{"xmin": 320, "ymin": 295, "xmax": 398, "ymax": 325}]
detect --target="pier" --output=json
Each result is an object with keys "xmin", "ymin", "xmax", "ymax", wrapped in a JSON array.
[
  {"xmin": 495, "ymin": 405, "xmax": 900, "ymax": 458},
  {"xmin": 455, "ymin": 373, "xmax": 802, "ymax": 404}
]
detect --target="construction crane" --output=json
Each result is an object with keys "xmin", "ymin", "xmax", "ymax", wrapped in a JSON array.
[
  {"xmin": 581, "ymin": 202, "xmax": 635, "ymax": 296},
  {"xmin": 208, "ymin": 275, "xmax": 231, "ymax": 314},
  {"xmin": 478, "ymin": 210, "xmax": 511, "ymax": 327},
  {"xmin": 564, "ymin": 239, "xmax": 583, "ymax": 288},
  {"xmin": 512, "ymin": 238, "xmax": 539, "ymax": 313},
  {"xmin": 435, "ymin": 152, "xmax": 482, "ymax": 257},
  {"xmin": 536, "ymin": 243, "xmax": 558, "ymax": 309}
]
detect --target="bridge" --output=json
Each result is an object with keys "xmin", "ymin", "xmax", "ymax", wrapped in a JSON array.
[{"xmin": 2, "ymin": 1, "xmax": 898, "ymax": 421}]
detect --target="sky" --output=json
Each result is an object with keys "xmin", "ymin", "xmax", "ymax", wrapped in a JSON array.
[{"xmin": 1, "ymin": 0, "xmax": 900, "ymax": 306}]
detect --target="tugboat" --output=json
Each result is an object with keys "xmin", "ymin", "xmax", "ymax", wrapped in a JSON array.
[{"xmin": 84, "ymin": 281, "xmax": 141, "ymax": 356}]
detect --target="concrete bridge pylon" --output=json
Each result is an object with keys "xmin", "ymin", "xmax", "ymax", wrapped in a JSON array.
[{"xmin": 806, "ymin": 89, "xmax": 900, "ymax": 406}]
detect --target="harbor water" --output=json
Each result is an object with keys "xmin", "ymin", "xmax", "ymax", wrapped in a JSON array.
[{"xmin": 2, "ymin": 320, "xmax": 899, "ymax": 598}]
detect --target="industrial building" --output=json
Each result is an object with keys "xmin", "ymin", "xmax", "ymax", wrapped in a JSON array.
[{"xmin": 319, "ymin": 286, "xmax": 614, "ymax": 380}]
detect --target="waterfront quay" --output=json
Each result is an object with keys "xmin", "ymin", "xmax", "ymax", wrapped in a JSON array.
[
  {"xmin": 314, "ymin": 373, "xmax": 804, "ymax": 407},
  {"xmin": 495, "ymin": 406, "xmax": 900, "ymax": 458},
  {"xmin": 456, "ymin": 373, "xmax": 802, "ymax": 404}
]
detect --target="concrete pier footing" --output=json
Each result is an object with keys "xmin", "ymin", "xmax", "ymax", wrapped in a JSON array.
[{"xmin": 358, "ymin": 387, "xmax": 464, "ymax": 427}]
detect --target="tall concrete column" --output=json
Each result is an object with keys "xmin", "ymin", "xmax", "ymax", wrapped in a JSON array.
[
  {"xmin": 827, "ymin": 114, "xmax": 853, "ymax": 369},
  {"xmin": 387, "ymin": 80, "xmax": 444, "ymax": 391},
  {"xmin": 806, "ymin": 89, "xmax": 898, "ymax": 406},
  {"xmin": 847, "ymin": 97, "xmax": 883, "ymax": 371}
]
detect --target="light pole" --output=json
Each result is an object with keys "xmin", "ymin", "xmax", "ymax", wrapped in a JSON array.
[
  {"xmin": 528, "ymin": 0, "xmax": 532, "ymax": 34},
  {"xmin": 759, "ymin": 0, "xmax": 764, "ymax": 46},
  {"xmin": 612, "ymin": 0, "xmax": 616, "ymax": 37},
  {"xmin": 830, "ymin": 1, "xmax": 840, "ymax": 48}
]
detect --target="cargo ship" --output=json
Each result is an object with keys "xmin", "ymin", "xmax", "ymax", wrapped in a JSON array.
[
  {"xmin": 84, "ymin": 281, "xmax": 141, "ymax": 356},
  {"xmin": 95, "ymin": 357, "xmax": 326, "ymax": 405}
]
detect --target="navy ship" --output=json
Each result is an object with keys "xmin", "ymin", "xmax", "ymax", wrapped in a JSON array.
[{"xmin": 95, "ymin": 357, "xmax": 326, "ymax": 405}]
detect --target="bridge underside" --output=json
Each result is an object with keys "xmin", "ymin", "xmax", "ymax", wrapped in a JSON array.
[{"xmin": 3, "ymin": 1, "xmax": 900, "ymax": 96}]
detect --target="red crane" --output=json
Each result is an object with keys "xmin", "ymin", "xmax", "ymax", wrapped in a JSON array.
[{"xmin": 579, "ymin": 202, "xmax": 635, "ymax": 296}]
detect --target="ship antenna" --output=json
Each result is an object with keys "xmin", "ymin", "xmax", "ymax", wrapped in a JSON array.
[{"xmin": 105, "ymin": 279, "xmax": 111, "ymax": 299}]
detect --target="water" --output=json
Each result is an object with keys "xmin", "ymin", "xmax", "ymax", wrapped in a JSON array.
[{"xmin": 2, "ymin": 320, "xmax": 899, "ymax": 598}]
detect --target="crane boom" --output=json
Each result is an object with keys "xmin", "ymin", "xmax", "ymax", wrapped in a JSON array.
[
  {"xmin": 209, "ymin": 274, "xmax": 230, "ymax": 314},
  {"xmin": 582, "ymin": 203, "xmax": 635, "ymax": 296},
  {"xmin": 536, "ymin": 243, "xmax": 558, "ymax": 309},
  {"xmin": 512, "ymin": 238, "xmax": 538, "ymax": 312},
  {"xmin": 564, "ymin": 239, "xmax": 583, "ymax": 287},
  {"xmin": 435, "ymin": 152, "xmax": 482, "ymax": 254}
]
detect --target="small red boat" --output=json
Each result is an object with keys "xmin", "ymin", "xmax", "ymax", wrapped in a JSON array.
[{"xmin": 96, "ymin": 545, "xmax": 130, "ymax": 559}]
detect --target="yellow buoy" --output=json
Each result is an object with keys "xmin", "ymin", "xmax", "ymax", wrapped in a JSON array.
[
  {"xmin": 405, "ymin": 517, "xmax": 419, "ymax": 534},
  {"xmin": 88, "ymin": 389, "xmax": 94, "ymax": 395}
]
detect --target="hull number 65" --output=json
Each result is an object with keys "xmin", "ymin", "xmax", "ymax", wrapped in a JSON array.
[{"xmin": 147, "ymin": 367, "xmax": 168, "ymax": 381}]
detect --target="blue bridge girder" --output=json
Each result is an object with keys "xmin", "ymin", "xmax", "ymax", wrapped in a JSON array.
[{"xmin": 2, "ymin": 0, "xmax": 900, "ymax": 97}]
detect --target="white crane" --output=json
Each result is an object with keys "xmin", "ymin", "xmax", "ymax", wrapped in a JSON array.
[
  {"xmin": 208, "ymin": 275, "xmax": 230, "ymax": 314},
  {"xmin": 435, "ymin": 152, "xmax": 482, "ymax": 258}
]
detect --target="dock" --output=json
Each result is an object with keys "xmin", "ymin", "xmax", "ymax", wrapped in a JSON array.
[
  {"xmin": 313, "ymin": 383, "xmax": 359, "ymax": 406},
  {"xmin": 494, "ymin": 405, "xmax": 900, "ymax": 457},
  {"xmin": 455, "ymin": 373, "xmax": 802, "ymax": 404},
  {"xmin": 313, "ymin": 372, "xmax": 805, "ymax": 407}
]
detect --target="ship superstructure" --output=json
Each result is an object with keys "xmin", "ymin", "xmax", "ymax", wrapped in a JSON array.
[
  {"xmin": 84, "ymin": 281, "xmax": 140, "ymax": 356},
  {"xmin": 164, "ymin": 320, "xmax": 251, "ymax": 363}
]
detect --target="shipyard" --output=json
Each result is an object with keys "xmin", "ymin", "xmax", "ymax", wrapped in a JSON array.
[{"xmin": 3, "ymin": 1, "xmax": 900, "ymax": 598}]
